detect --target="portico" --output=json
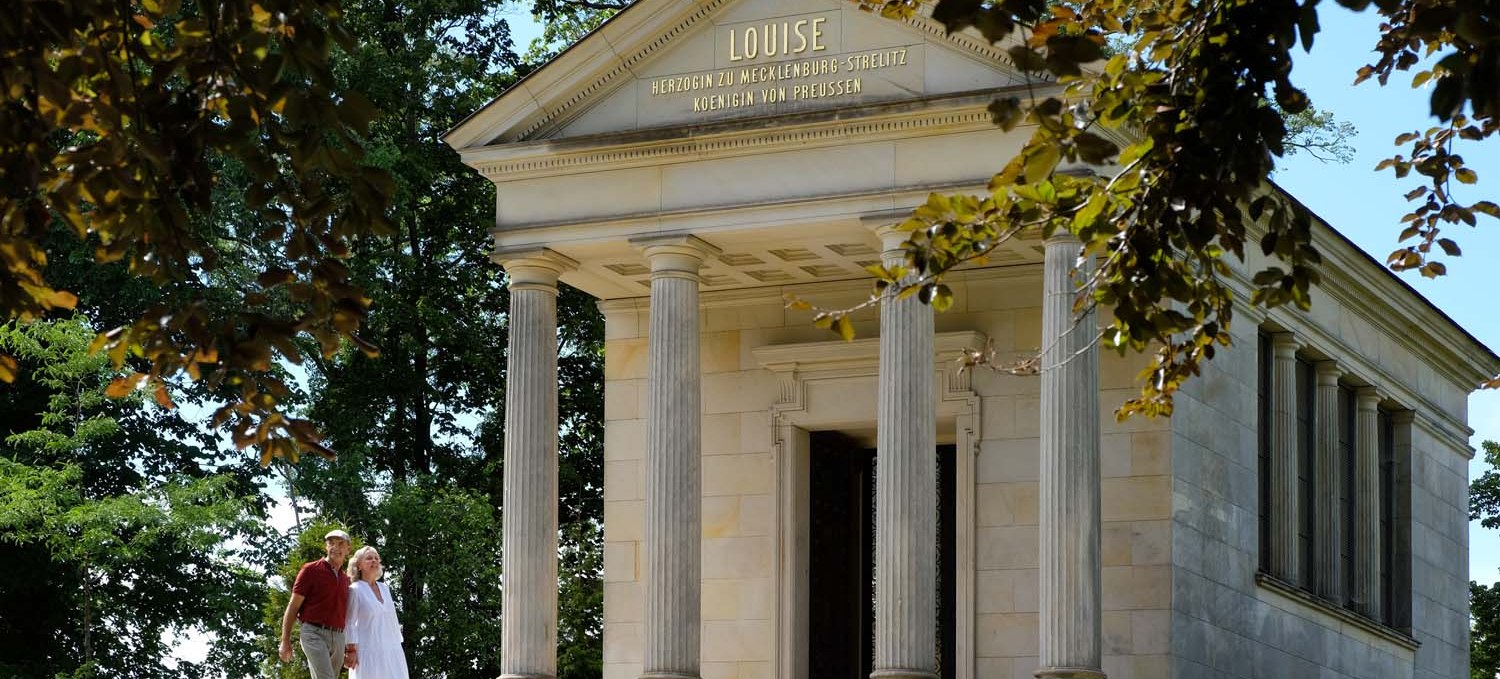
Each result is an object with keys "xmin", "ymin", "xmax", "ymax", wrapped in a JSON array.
[
  {"xmin": 449, "ymin": 1, "xmax": 1126, "ymax": 678},
  {"xmin": 448, "ymin": 1, "xmax": 1494, "ymax": 679}
]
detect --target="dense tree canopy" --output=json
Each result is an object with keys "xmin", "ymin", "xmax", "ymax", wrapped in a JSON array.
[
  {"xmin": 5, "ymin": 0, "xmax": 613, "ymax": 675},
  {"xmin": 1473, "ymin": 441, "xmax": 1500, "ymax": 679},
  {"xmin": 0, "ymin": 316, "xmax": 276, "ymax": 679},
  {"xmin": 1, "ymin": 0, "xmax": 404, "ymax": 462},
  {"xmin": 843, "ymin": 0, "xmax": 1498, "ymax": 415}
]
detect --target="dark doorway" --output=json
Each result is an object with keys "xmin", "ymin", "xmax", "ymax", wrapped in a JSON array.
[{"xmin": 808, "ymin": 431, "xmax": 956, "ymax": 679}]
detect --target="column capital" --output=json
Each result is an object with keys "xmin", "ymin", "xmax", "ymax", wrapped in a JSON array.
[
  {"xmin": 1315, "ymin": 359, "xmax": 1342, "ymax": 385},
  {"xmin": 632, "ymin": 234, "xmax": 720, "ymax": 278},
  {"xmin": 1391, "ymin": 409, "xmax": 1416, "ymax": 425},
  {"xmin": 1355, "ymin": 386, "xmax": 1383, "ymax": 410},
  {"xmin": 1043, "ymin": 228, "xmax": 1083, "ymax": 247},
  {"xmin": 868, "ymin": 222, "xmax": 914, "ymax": 257},
  {"xmin": 1270, "ymin": 331, "xmax": 1301, "ymax": 358},
  {"xmin": 496, "ymin": 248, "xmax": 578, "ymax": 292}
]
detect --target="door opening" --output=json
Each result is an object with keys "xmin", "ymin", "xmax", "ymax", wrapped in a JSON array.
[{"xmin": 807, "ymin": 431, "xmax": 956, "ymax": 679}]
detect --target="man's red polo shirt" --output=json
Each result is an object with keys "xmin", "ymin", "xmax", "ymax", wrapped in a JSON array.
[{"xmin": 292, "ymin": 558, "xmax": 349, "ymax": 630}]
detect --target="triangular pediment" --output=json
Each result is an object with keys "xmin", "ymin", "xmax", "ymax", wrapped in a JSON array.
[{"xmin": 445, "ymin": 0, "xmax": 1029, "ymax": 149}]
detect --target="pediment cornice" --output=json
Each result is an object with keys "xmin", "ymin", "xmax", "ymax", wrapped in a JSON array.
[{"xmin": 444, "ymin": 0, "xmax": 1038, "ymax": 151}]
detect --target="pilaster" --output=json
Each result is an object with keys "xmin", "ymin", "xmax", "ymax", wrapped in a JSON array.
[
  {"xmin": 1314, "ymin": 361, "xmax": 1342, "ymax": 600},
  {"xmin": 1354, "ymin": 387, "xmax": 1383, "ymax": 619},
  {"xmin": 1270, "ymin": 333, "xmax": 1302, "ymax": 583}
]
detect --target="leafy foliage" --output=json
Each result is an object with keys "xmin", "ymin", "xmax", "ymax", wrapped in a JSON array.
[
  {"xmin": 1283, "ymin": 107, "xmax": 1359, "ymax": 164},
  {"xmin": 848, "ymin": 0, "xmax": 1499, "ymax": 415},
  {"xmin": 1474, "ymin": 441, "xmax": 1500, "ymax": 679},
  {"xmin": 0, "ymin": 0, "xmax": 396, "ymax": 461},
  {"xmin": 0, "ymin": 316, "xmax": 275, "ymax": 679},
  {"xmin": 1473, "ymin": 441, "xmax": 1500, "ymax": 529},
  {"xmin": 1475, "ymin": 580, "xmax": 1500, "ymax": 679}
]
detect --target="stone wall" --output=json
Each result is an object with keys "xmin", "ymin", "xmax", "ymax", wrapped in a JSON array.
[
  {"xmin": 1167, "ymin": 289, "xmax": 1471, "ymax": 678},
  {"xmin": 959, "ymin": 272, "xmax": 1174, "ymax": 679},
  {"xmin": 599, "ymin": 268, "xmax": 1177, "ymax": 679}
]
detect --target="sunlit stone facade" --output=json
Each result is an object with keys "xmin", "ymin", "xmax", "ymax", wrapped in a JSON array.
[{"xmin": 449, "ymin": 1, "xmax": 1499, "ymax": 677}]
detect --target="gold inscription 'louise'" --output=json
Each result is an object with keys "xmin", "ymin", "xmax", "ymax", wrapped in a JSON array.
[{"xmin": 727, "ymin": 18, "xmax": 827, "ymax": 62}]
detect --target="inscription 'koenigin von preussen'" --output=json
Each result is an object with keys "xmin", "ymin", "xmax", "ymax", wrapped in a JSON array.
[{"xmin": 648, "ymin": 45, "xmax": 910, "ymax": 113}]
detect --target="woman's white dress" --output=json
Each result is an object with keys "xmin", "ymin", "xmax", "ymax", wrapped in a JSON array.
[{"xmin": 346, "ymin": 581, "xmax": 409, "ymax": 679}]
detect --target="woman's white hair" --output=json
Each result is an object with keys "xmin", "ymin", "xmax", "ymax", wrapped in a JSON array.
[{"xmin": 347, "ymin": 545, "xmax": 381, "ymax": 580}]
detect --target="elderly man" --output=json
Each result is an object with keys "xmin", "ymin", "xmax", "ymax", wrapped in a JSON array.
[{"xmin": 279, "ymin": 529, "xmax": 359, "ymax": 677}]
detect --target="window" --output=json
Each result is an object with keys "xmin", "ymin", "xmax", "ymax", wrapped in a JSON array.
[
  {"xmin": 1296, "ymin": 358, "xmax": 1314, "ymax": 586},
  {"xmin": 1255, "ymin": 330, "xmax": 1412, "ymax": 631},
  {"xmin": 1379, "ymin": 410, "xmax": 1393, "ymax": 623}
]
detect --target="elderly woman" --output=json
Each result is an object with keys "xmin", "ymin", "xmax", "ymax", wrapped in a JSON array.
[{"xmin": 344, "ymin": 546, "xmax": 409, "ymax": 679}]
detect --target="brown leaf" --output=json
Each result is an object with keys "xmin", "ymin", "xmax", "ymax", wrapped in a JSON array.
[
  {"xmin": 105, "ymin": 373, "xmax": 144, "ymax": 398},
  {"xmin": 153, "ymin": 383, "xmax": 176, "ymax": 410}
]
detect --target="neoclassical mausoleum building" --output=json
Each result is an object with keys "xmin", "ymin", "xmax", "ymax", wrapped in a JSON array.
[{"xmin": 445, "ymin": 1, "xmax": 1500, "ymax": 678}]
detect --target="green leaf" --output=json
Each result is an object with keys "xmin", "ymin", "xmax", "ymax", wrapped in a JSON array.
[
  {"xmin": 1455, "ymin": 168, "xmax": 1479, "ymax": 184},
  {"xmin": 930, "ymin": 284, "xmax": 954, "ymax": 312},
  {"xmin": 833, "ymin": 316, "xmax": 856, "ymax": 342},
  {"xmin": 1024, "ymin": 144, "xmax": 1061, "ymax": 184},
  {"xmin": 1118, "ymin": 137, "xmax": 1154, "ymax": 167}
]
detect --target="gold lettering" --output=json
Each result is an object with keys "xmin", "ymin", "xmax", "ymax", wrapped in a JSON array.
[
  {"xmin": 793, "ymin": 20, "xmax": 808, "ymax": 53},
  {"xmin": 811, "ymin": 17, "xmax": 826, "ymax": 52},
  {"xmin": 745, "ymin": 26, "xmax": 759, "ymax": 59}
]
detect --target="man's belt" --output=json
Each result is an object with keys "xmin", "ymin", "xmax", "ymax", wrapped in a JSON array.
[{"xmin": 302, "ymin": 621, "xmax": 344, "ymax": 633}]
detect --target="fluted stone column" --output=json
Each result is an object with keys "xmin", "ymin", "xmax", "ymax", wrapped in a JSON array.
[
  {"xmin": 498, "ymin": 249, "xmax": 576, "ymax": 679},
  {"xmin": 637, "ymin": 235, "xmax": 717, "ymax": 679},
  {"xmin": 1037, "ymin": 233, "xmax": 1103, "ymax": 679},
  {"xmin": 1353, "ymin": 387, "xmax": 1383, "ymax": 618},
  {"xmin": 1270, "ymin": 333, "xmax": 1301, "ymax": 583},
  {"xmin": 872, "ymin": 226, "xmax": 937, "ymax": 679},
  {"xmin": 1314, "ymin": 361, "xmax": 1342, "ymax": 599}
]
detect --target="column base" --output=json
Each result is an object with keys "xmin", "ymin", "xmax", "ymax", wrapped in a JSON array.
[
  {"xmin": 870, "ymin": 669, "xmax": 938, "ymax": 679},
  {"xmin": 500, "ymin": 674, "xmax": 556, "ymax": 679},
  {"xmin": 639, "ymin": 672, "xmax": 701, "ymax": 679},
  {"xmin": 1035, "ymin": 668, "xmax": 1106, "ymax": 679}
]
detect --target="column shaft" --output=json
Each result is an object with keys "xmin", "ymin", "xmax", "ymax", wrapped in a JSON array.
[
  {"xmin": 500, "ymin": 251, "xmax": 574, "ymax": 679},
  {"xmin": 639, "ymin": 237, "xmax": 714, "ymax": 679},
  {"xmin": 1270, "ymin": 334, "xmax": 1301, "ymax": 583},
  {"xmin": 872, "ymin": 230, "xmax": 937, "ymax": 679},
  {"xmin": 1354, "ymin": 388, "xmax": 1382, "ymax": 618},
  {"xmin": 1037, "ymin": 234, "xmax": 1103, "ymax": 679},
  {"xmin": 1314, "ymin": 362, "xmax": 1342, "ymax": 599}
]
